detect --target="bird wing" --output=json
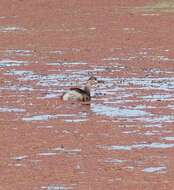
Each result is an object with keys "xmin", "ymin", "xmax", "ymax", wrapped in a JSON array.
[{"xmin": 70, "ymin": 87, "xmax": 87, "ymax": 95}]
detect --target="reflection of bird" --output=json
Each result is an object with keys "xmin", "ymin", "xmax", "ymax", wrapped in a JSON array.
[{"xmin": 61, "ymin": 76, "xmax": 98, "ymax": 101}]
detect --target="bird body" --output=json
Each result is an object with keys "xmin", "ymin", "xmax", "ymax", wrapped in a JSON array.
[{"xmin": 61, "ymin": 77, "xmax": 97, "ymax": 102}]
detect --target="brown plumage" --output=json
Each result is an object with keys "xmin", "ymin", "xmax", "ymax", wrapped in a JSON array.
[{"xmin": 61, "ymin": 77, "xmax": 98, "ymax": 101}]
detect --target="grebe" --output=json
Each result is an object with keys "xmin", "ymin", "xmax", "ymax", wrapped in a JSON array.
[{"xmin": 61, "ymin": 76, "xmax": 98, "ymax": 101}]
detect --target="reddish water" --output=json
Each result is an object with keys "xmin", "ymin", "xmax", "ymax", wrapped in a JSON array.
[{"xmin": 0, "ymin": 1, "xmax": 174, "ymax": 189}]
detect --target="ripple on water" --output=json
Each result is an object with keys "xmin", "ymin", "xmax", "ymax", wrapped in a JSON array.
[
  {"xmin": 49, "ymin": 48, "xmax": 80, "ymax": 56},
  {"xmin": 140, "ymin": 94, "xmax": 174, "ymax": 100},
  {"xmin": 47, "ymin": 61, "xmax": 87, "ymax": 66},
  {"xmin": 0, "ymin": 16, "xmax": 17, "ymax": 19},
  {"xmin": 38, "ymin": 148, "xmax": 81, "ymax": 156},
  {"xmin": 64, "ymin": 119, "xmax": 87, "ymax": 123},
  {"xmin": 4, "ymin": 49, "xmax": 33, "ymax": 57},
  {"xmin": 122, "ymin": 77, "xmax": 174, "ymax": 90},
  {"xmin": 143, "ymin": 166, "xmax": 167, "ymax": 173},
  {"xmin": 11, "ymin": 155, "xmax": 28, "ymax": 161},
  {"xmin": 0, "ymin": 107, "xmax": 26, "ymax": 112},
  {"xmin": 38, "ymin": 92, "xmax": 60, "ymax": 99},
  {"xmin": 92, "ymin": 102, "xmax": 174, "ymax": 124},
  {"xmin": 5, "ymin": 69, "xmax": 39, "ymax": 81},
  {"xmin": 22, "ymin": 114, "xmax": 58, "ymax": 122},
  {"xmin": 92, "ymin": 104, "xmax": 151, "ymax": 118},
  {"xmin": 162, "ymin": 136, "xmax": 174, "ymax": 141},
  {"xmin": 100, "ymin": 76, "xmax": 174, "ymax": 91},
  {"xmin": 104, "ymin": 158, "xmax": 125, "ymax": 164},
  {"xmin": 140, "ymin": 115, "xmax": 174, "ymax": 124},
  {"xmin": 0, "ymin": 59, "xmax": 28, "ymax": 67},
  {"xmin": 41, "ymin": 184, "xmax": 74, "ymax": 190},
  {"xmin": 0, "ymin": 26, "xmax": 27, "ymax": 32},
  {"xmin": 37, "ymin": 74, "xmax": 69, "ymax": 87},
  {"xmin": 103, "ymin": 47, "xmax": 174, "ymax": 64},
  {"xmin": 99, "ymin": 142, "xmax": 174, "ymax": 151},
  {"xmin": 22, "ymin": 113, "xmax": 87, "ymax": 123},
  {"xmin": 0, "ymin": 84, "xmax": 33, "ymax": 92}
]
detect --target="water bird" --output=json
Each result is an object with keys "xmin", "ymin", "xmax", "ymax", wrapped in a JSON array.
[{"xmin": 61, "ymin": 76, "xmax": 98, "ymax": 101}]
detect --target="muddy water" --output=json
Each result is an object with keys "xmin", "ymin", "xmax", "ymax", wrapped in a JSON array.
[{"xmin": 0, "ymin": 1, "xmax": 174, "ymax": 190}]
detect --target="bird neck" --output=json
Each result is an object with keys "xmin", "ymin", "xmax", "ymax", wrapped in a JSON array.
[{"xmin": 84, "ymin": 85, "xmax": 91, "ymax": 95}]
